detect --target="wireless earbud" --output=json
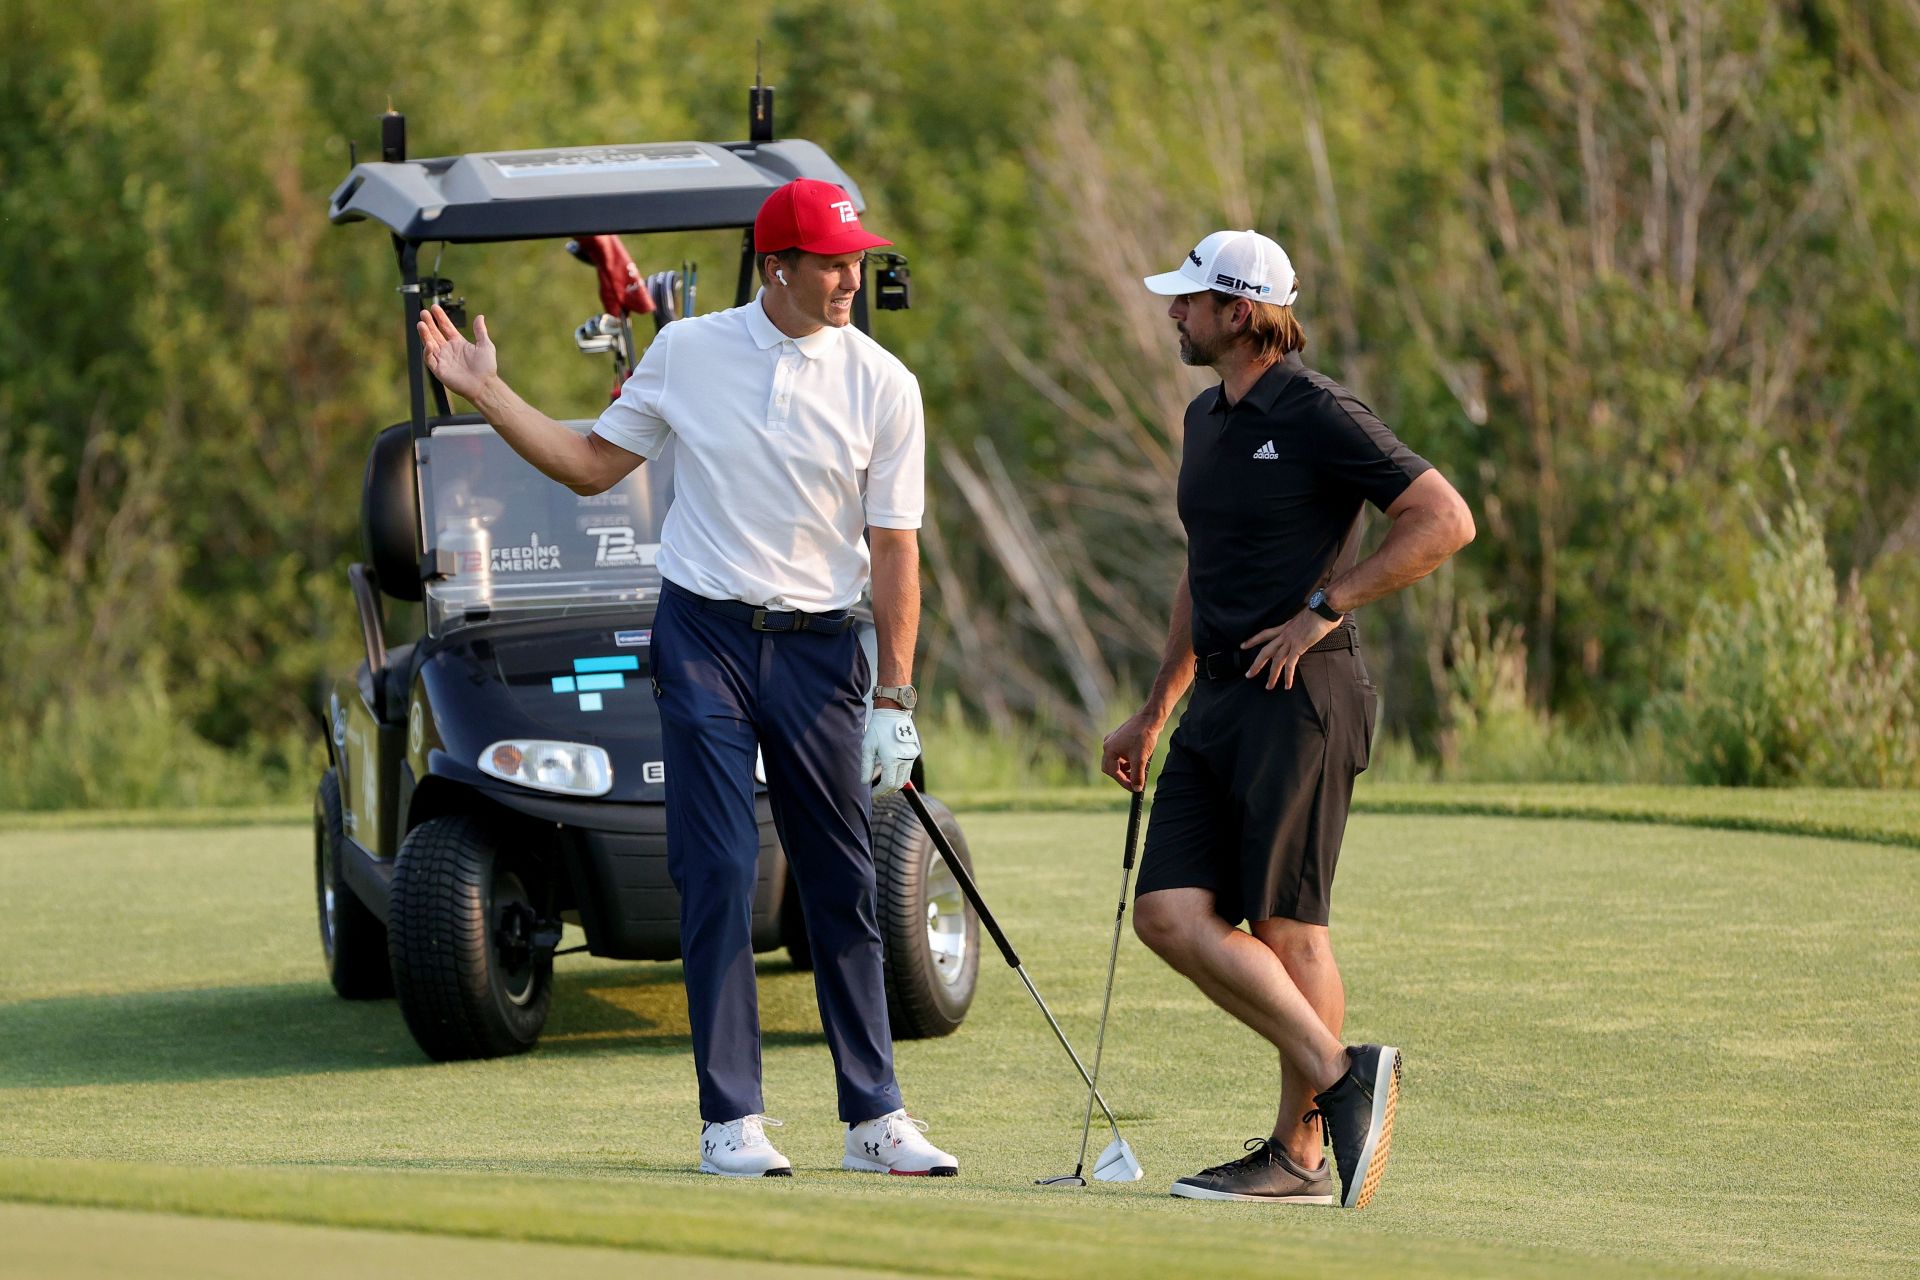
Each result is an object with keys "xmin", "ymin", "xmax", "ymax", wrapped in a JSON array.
[{"xmin": 776, "ymin": 269, "xmax": 788, "ymax": 285}]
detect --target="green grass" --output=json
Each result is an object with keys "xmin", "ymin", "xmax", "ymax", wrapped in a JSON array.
[
  {"xmin": 2, "ymin": 811, "xmax": 1917, "ymax": 1276},
  {"xmin": 11, "ymin": 781, "xmax": 1918, "ymax": 847},
  {"xmin": 948, "ymin": 782, "xmax": 1920, "ymax": 849}
]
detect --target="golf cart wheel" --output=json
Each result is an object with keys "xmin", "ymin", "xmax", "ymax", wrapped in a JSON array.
[
  {"xmin": 388, "ymin": 813, "xmax": 552, "ymax": 1061},
  {"xmin": 315, "ymin": 769, "xmax": 393, "ymax": 999},
  {"xmin": 873, "ymin": 792, "xmax": 980, "ymax": 1039}
]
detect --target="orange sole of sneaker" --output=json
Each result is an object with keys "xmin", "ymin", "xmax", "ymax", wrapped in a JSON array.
[{"xmin": 1350, "ymin": 1051, "xmax": 1402, "ymax": 1210}]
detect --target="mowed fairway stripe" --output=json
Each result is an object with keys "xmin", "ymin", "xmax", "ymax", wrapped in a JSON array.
[
  {"xmin": 0, "ymin": 1201, "xmax": 892, "ymax": 1280},
  {"xmin": 1, "ymin": 812, "xmax": 1915, "ymax": 1277}
]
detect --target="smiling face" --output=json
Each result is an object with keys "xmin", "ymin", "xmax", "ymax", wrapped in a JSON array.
[{"xmin": 763, "ymin": 250, "xmax": 864, "ymax": 335}]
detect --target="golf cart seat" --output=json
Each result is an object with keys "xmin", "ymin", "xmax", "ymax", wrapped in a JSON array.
[
  {"xmin": 350, "ymin": 422, "xmax": 431, "ymax": 724},
  {"xmin": 364, "ymin": 421, "xmax": 424, "ymax": 603}
]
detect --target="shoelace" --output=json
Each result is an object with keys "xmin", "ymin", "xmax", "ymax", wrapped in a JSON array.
[
  {"xmin": 1197, "ymin": 1137, "xmax": 1279, "ymax": 1178},
  {"xmin": 729, "ymin": 1114, "xmax": 785, "ymax": 1147},
  {"xmin": 1302, "ymin": 1107, "xmax": 1331, "ymax": 1145},
  {"xmin": 886, "ymin": 1112, "xmax": 931, "ymax": 1140}
]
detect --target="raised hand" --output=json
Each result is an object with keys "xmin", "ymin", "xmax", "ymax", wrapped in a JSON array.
[{"xmin": 416, "ymin": 304, "xmax": 497, "ymax": 402}]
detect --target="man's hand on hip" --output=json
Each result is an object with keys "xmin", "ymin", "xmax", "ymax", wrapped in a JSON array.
[
  {"xmin": 1241, "ymin": 610, "xmax": 1339, "ymax": 690},
  {"xmin": 864, "ymin": 708, "xmax": 920, "ymax": 796},
  {"xmin": 416, "ymin": 303, "xmax": 498, "ymax": 402}
]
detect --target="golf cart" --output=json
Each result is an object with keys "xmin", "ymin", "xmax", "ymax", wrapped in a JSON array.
[{"xmin": 314, "ymin": 97, "xmax": 978, "ymax": 1061}]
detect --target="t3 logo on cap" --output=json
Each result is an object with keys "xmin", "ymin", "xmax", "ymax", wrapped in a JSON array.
[{"xmin": 754, "ymin": 178, "xmax": 896, "ymax": 255}]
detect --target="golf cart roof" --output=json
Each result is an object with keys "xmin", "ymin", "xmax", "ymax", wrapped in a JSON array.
[{"xmin": 328, "ymin": 138, "xmax": 866, "ymax": 243}]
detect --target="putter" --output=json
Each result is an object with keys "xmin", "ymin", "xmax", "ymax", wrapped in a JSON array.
[
  {"xmin": 1061, "ymin": 771, "xmax": 1149, "ymax": 1186},
  {"xmin": 898, "ymin": 784, "xmax": 1144, "ymax": 1186}
]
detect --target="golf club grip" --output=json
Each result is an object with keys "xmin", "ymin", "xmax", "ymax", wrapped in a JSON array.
[
  {"xmin": 900, "ymin": 784, "xmax": 1021, "ymax": 968},
  {"xmin": 1122, "ymin": 781, "xmax": 1146, "ymax": 871}
]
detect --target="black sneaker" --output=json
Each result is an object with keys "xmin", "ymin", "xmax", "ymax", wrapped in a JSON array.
[
  {"xmin": 1168, "ymin": 1138, "xmax": 1334, "ymax": 1204},
  {"xmin": 1308, "ymin": 1044, "xmax": 1402, "ymax": 1209}
]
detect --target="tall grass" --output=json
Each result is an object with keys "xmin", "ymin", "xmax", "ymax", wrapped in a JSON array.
[
  {"xmin": 1659, "ymin": 458, "xmax": 1920, "ymax": 787},
  {"xmin": 3, "ymin": 668, "xmax": 317, "ymax": 811}
]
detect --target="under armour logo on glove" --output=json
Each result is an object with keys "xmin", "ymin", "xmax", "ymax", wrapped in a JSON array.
[{"xmin": 863, "ymin": 708, "xmax": 921, "ymax": 797}]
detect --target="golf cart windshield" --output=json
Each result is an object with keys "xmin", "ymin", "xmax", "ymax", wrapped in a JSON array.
[{"xmin": 424, "ymin": 421, "xmax": 670, "ymax": 634}]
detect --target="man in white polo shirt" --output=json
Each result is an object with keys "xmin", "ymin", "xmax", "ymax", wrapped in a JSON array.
[{"xmin": 414, "ymin": 178, "xmax": 956, "ymax": 1180}]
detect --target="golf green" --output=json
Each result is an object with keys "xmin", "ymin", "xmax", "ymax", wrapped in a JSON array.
[{"xmin": 2, "ymin": 808, "xmax": 1914, "ymax": 1277}]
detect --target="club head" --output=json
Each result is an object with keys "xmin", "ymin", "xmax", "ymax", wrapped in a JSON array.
[
  {"xmin": 1092, "ymin": 1136, "xmax": 1144, "ymax": 1183},
  {"xmin": 1034, "ymin": 1173, "xmax": 1087, "ymax": 1188}
]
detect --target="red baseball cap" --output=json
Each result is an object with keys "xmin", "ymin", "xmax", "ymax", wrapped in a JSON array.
[{"xmin": 754, "ymin": 178, "xmax": 893, "ymax": 255}]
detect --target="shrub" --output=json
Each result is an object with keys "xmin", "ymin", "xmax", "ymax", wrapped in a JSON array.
[{"xmin": 1661, "ymin": 457, "xmax": 1920, "ymax": 787}]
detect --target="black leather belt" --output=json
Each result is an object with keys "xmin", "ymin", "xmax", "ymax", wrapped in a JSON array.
[
  {"xmin": 663, "ymin": 580, "xmax": 857, "ymax": 635},
  {"xmin": 1195, "ymin": 624, "xmax": 1357, "ymax": 680}
]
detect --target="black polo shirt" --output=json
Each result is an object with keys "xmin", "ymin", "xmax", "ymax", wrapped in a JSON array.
[{"xmin": 1177, "ymin": 353, "xmax": 1431, "ymax": 656}]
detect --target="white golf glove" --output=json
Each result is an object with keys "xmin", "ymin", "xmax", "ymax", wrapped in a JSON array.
[{"xmin": 863, "ymin": 707, "xmax": 921, "ymax": 796}]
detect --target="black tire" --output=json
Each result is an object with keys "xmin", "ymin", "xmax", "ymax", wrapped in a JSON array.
[
  {"xmin": 315, "ymin": 769, "xmax": 393, "ymax": 999},
  {"xmin": 388, "ymin": 813, "xmax": 552, "ymax": 1061},
  {"xmin": 780, "ymin": 869, "xmax": 815, "ymax": 971},
  {"xmin": 873, "ymin": 792, "xmax": 980, "ymax": 1039}
]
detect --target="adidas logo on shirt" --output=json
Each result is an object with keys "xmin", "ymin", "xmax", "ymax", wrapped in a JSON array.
[{"xmin": 1252, "ymin": 440, "xmax": 1278, "ymax": 460}]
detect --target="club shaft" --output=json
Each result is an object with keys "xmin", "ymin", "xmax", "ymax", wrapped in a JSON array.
[
  {"xmin": 1014, "ymin": 963, "xmax": 1122, "ymax": 1131},
  {"xmin": 900, "ymin": 784, "xmax": 1124, "ymax": 1134},
  {"xmin": 1076, "ymin": 782, "xmax": 1147, "ymax": 1174}
]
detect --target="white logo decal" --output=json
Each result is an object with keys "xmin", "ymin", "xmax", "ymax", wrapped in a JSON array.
[
  {"xmin": 615, "ymin": 629, "xmax": 651, "ymax": 647},
  {"xmin": 588, "ymin": 525, "xmax": 658, "ymax": 568},
  {"xmin": 1253, "ymin": 440, "xmax": 1278, "ymax": 460},
  {"xmin": 831, "ymin": 200, "xmax": 858, "ymax": 224},
  {"xmin": 408, "ymin": 701, "xmax": 424, "ymax": 755},
  {"xmin": 643, "ymin": 761, "xmax": 666, "ymax": 784},
  {"xmin": 490, "ymin": 532, "xmax": 563, "ymax": 573}
]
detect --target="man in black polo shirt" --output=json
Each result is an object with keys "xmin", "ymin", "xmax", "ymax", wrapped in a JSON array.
[{"xmin": 1101, "ymin": 229, "xmax": 1474, "ymax": 1209}]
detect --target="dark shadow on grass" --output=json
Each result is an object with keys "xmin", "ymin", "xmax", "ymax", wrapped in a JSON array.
[{"xmin": 0, "ymin": 958, "xmax": 823, "ymax": 1088}]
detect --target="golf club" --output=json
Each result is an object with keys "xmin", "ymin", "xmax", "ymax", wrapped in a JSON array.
[
  {"xmin": 1060, "ymin": 769, "xmax": 1149, "ymax": 1187},
  {"xmin": 897, "ymin": 783, "xmax": 1144, "ymax": 1185}
]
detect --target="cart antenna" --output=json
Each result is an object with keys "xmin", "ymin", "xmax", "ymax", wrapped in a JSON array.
[
  {"xmin": 749, "ymin": 40, "xmax": 775, "ymax": 144},
  {"xmin": 348, "ymin": 138, "xmax": 358, "ymax": 168},
  {"xmin": 381, "ymin": 102, "xmax": 406, "ymax": 164}
]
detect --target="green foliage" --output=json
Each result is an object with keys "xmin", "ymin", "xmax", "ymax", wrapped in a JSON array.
[
  {"xmin": 1431, "ymin": 609, "xmax": 1669, "ymax": 784},
  {"xmin": 0, "ymin": 665, "xmax": 317, "ymax": 811},
  {"xmin": 1661, "ymin": 457, "xmax": 1920, "ymax": 786},
  {"xmin": 5, "ymin": 0, "xmax": 1920, "ymax": 805}
]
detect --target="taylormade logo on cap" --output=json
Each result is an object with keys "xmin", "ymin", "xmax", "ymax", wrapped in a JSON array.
[{"xmin": 1143, "ymin": 229, "xmax": 1299, "ymax": 306}]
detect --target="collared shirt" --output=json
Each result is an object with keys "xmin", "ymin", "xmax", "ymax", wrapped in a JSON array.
[
  {"xmin": 592, "ymin": 291, "xmax": 925, "ymax": 612},
  {"xmin": 1177, "ymin": 353, "xmax": 1431, "ymax": 656}
]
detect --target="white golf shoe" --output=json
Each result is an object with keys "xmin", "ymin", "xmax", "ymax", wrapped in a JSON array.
[
  {"xmin": 698, "ymin": 1115, "xmax": 792, "ymax": 1178},
  {"xmin": 843, "ymin": 1109, "xmax": 959, "ymax": 1177}
]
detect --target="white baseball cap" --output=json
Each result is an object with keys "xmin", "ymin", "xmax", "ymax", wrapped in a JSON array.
[{"xmin": 1143, "ymin": 229, "xmax": 1299, "ymax": 306}]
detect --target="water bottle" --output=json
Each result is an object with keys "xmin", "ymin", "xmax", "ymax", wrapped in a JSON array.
[{"xmin": 437, "ymin": 516, "xmax": 493, "ymax": 615}]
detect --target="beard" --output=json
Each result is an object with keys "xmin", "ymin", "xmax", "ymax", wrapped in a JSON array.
[{"xmin": 1178, "ymin": 329, "xmax": 1223, "ymax": 366}]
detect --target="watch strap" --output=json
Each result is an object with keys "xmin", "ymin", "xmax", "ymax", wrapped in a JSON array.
[
  {"xmin": 1307, "ymin": 589, "xmax": 1343, "ymax": 622},
  {"xmin": 874, "ymin": 683, "xmax": 918, "ymax": 711}
]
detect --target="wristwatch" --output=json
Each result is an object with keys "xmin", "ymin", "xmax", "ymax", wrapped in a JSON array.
[
  {"xmin": 1306, "ymin": 588, "xmax": 1344, "ymax": 623},
  {"xmin": 873, "ymin": 683, "xmax": 918, "ymax": 711}
]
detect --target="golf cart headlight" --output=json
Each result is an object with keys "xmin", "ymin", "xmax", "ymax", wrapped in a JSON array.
[{"xmin": 479, "ymin": 740, "xmax": 612, "ymax": 797}]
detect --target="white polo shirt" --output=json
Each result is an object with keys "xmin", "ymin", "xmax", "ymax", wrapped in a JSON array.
[{"xmin": 591, "ymin": 291, "xmax": 925, "ymax": 613}]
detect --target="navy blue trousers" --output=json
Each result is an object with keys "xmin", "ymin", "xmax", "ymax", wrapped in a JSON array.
[{"xmin": 651, "ymin": 582, "xmax": 903, "ymax": 1124}]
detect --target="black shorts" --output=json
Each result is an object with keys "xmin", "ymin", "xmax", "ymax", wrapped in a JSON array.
[{"xmin": 1135, "ymin": 641, "xmax": 1377, "ymax": 927}]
